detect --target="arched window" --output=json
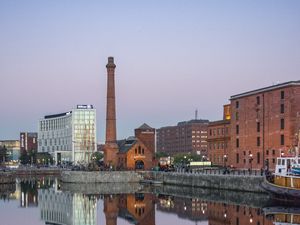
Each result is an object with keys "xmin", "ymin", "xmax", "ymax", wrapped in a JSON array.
[{"xmin": 138, "ymin": 146, "xmax": 141, "ymax": 154}]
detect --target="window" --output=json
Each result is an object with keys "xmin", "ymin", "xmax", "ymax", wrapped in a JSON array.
[
  {"xmin": 236, "ymin": 138, "xmax": 239, "ymax": 148},
  {"xmin": 236, "ymin": 153, "xmax": 239, "ymax": 164},
  {"xmin": 209, "ymin": 129, "xmax": 212, "ymax": 136},
  {"xmin": 257, "ymin": 152, "xmax": 261, "ymax": 164},
  {"xmin": 280, "ymin": 104, "xmax": 284, "ymax": 113},
  {"xmin": 138, "ymin": 146, "xmax": 141, "ymax": 154},
  {"xmin": 236, "ymin": 101, "xmax": 239, "ymax": 109},
  {"xmin": 135, "ymin": 148, "xmax": 137, "ymax": 154},
  {"xmin": 281, "ymin": 90, "xmax": 285, "ymax": 99},
  {"xmin": 236, "ymin": 125, "xmax": 239, "ymax": 135},
  {"xmin": 257, "ymin": 137, "xmax": 260, "ymax": 147},
  {"xmin": 256, "ymin": 96, "xmax": 260, "ymax": 105},
  {"xmin": 266, "ymin": 150, "xmax": 269, "ymax": 155},
  {"xmin": 142, "ymin": 148, "xmax": 144, "ymax": 154},
  {"xmin": 257, "ymin": 122, "xmax": 260, "ymax": 132},
  {"xmin": 236, "ymin": 112, "xmax": 239, "ymax": 121},
  {"xmin": 280, "ymin": 118, "xmax": 284, "ymax": 130},
  {"xmin": 272, "ymin": 149, "xmax": 275, "ymax": 155},
  {"xmin": 281, "ymin": 135, "xmax": 284, "ymax": 146}
]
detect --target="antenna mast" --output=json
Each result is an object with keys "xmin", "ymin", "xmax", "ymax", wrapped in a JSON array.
[{"xmin": 195, "ymin": 109, "xmax": 198, "ymax": 120}]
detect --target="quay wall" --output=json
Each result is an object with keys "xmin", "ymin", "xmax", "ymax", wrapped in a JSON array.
[
  {"xmin": 61, "ymin": 170, "xmax": 265, "ymax": 193},
  {"xmin": 141, "ymin": 171, "xmax": 265, "ymax": 193},
  {"xmin": 15, "ymin": 168, "xmax": 61, "ymax": 176},
  {"xmin": 61, "ymin": 171, "xmax": 143, "ymax": 183}
]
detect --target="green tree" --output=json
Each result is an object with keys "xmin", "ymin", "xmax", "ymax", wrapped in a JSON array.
[
  {"xmin": 155, "ymin": 151, "xmax": 169, "ymax": 159},
  {"xmin": 91, "ymin": 152, "xmax": 104, "ymax": 162},
  {"xmin": 19, "ymin": 150, "xmax": 30, "ymax": 165},
  {"xmin": 0, "ymin": 146, "xmax": 7, "ymax": 163},
  {"xmin": 173, "ymin": 152, "xmax": 202, "ymax": 165}
]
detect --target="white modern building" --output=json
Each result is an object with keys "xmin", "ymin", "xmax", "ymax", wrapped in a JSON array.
[{"xmin": 38, "ymin": 105, "xmax": 96, "ymax": 165}]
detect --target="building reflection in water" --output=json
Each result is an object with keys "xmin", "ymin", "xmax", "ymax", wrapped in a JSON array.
[
  {"xmin": 38, "ymin": 181, "xmax": 97, "ymax": 225},
  {"xmin": 9, "ymin": 178, "xmax": 300, "ymax": 225},
  {"xmin": 156, "ymin": 195, "xmax": 278, "ymax": 225},
  {"xmin": 104, "ymin": 193, "xmax": 155, "ymax": 225},
  {"xmin": 157, "ymin": 195, "xmax": 208, "ymax": 222}
]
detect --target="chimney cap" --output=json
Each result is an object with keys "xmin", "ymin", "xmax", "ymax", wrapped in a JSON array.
[{"xmin": 106, "ymin": 56, "xmax": 116, "ymax": 68}]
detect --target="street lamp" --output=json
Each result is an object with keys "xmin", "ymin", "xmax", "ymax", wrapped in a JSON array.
[
  {"xmin": 223, "ymin": 154, "xmax": 228, "ymax": 168},
  {"xmin": 249, "ymin": 153, "xmax": 253, "ymax": 172}
]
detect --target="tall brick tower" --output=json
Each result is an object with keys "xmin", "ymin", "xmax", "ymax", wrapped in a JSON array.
[{"xmin": 104, "ymin": 57, "xmax": 119, "ymax": 167}]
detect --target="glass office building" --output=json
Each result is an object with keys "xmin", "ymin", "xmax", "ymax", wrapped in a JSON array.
[{"xmin": 38, "ymin": 105, "xmax": 96, "ymax": 165}]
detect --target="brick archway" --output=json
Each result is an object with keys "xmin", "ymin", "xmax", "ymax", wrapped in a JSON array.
[{"xmin": 135, "ymin": 160, "xmax": 144, "ymax": 170}]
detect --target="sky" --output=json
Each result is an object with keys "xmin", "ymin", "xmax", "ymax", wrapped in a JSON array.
[{"xmin": 0, "ymin": 0, "xmax": 299, "ymax": 142}]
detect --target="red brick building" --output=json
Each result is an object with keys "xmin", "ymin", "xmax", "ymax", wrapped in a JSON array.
[
  {"xmin": 20, "ymin": 132, "xmax": 38, "ymax": 154},
  {"xmin": 229, "ymin": 81, "xmax": 300, "ymax": 170},
  {"xmin": 117, "ymin": 124, "xmax": 155, "ymax": 170},
  {"xmin": 156, "ymin": 119, "xmax": 209, "ymax": 156},
  {"xmin": 207, "ymin": 105, "xmax": 231, "ymax": 166}
]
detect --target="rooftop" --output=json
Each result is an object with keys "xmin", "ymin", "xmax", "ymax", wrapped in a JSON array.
[
  {"xmin": 230, "ymin": 80, "xmax": 300, "ymax": 100},
  {"xmin": 44, "ymin": 111, "xmax": 72, "ymax": 119},
  {"xmin": 136, "ymin": 123, "xmax": 154, "ymax": 130},
  {"xmin": 118, "ymin": 136, "xmax": 137, "ymax": 153}
]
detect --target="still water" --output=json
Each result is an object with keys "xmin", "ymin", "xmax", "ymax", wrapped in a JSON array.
[{"xmin": 0, "ymin": 177, "xmax": 299, "ymax": 225}]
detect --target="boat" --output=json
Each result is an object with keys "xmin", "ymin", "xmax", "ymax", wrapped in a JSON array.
[
  {"xmin": 263, "ymin": 206, "xmax": 300, "ymax": 225},
  {"xmin": 261, "ymin": 131, "xmax": 300, "ymax": 199}
]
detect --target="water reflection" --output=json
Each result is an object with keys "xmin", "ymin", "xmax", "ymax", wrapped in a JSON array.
[{"xmin": 0, "ymin": 177, "xmax": 300, "ymax": 225}]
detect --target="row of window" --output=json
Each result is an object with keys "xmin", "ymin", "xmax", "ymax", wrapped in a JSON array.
[
  {"xmin": 236, "ymin": 153, "xmax": 277, "ymax": 165},
  {"xmin": 236, "ymin": 119, "xmax": 285, "ymax": 136},
  {"xmin": 236, "ymin": 135, "xmax": 285, "ymax": 148},
  {"xmin": 135, "ymin": 146, "xmax": 145, "ymax": 155},
  {"xmin": 209, "ymin": 127, "xmax": 229, "ymax": 136},
  {"xmin": 235, "ymin": 91, "xmax": 285, "ymax": 109},
  {"xmin": 209, "ymin": 142, "xmax": 228, "ymax": 150}
]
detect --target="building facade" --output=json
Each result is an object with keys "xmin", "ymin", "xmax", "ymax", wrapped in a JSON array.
[
  {"xmin": 117, "ymin": 123, "xmax": 155, "ymax": 170},
  {"xmin": 229, "ymin": 81, "xmax": 300, "ymax": 170},
  {"xmin": 207, "ymin": 105, "xmax": 231, "ymax": 166},
  {"xmin": 207, "ymin": 120, "xmax": 231, "ymax": 167},
  {"xmin": 0, "ymin": 140, "xmax": 20, "ymax": 161},
  {"xmin": 20, "ymin": 132, "xmax": 38, "ymax": 154},
  {"xmin": 38, "ymin": 105, "xmax": 96, "ymax": 165},
  {"xmin": 156, "ymin": 119, "xmax": 209, "ymax": 156}
]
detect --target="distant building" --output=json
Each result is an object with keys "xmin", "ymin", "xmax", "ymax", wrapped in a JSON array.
[
  {"xmin": 229, "ymin": 81, "xmax": 300, "ymax": 170},
  {"xmin": 117, "ymin": 123, "xmax": 155, "ymax": 170},
  {"xmin": 0, "ymin": 140, "xmax": 20, "ymax": 161},
  {"xmin": 207, "ymin": 105, "xmax": 231, "ymax": 166},
  {"xmin": 38, "ymin": 105, "xmax": 96, "ymax": 165},
  {"xmin": 20, "ymin": 132, "xmax": 38, "ymax": 154},
  {"xmin": 156, "ymin": 119, "xmax": 209, "ymax": 156}
]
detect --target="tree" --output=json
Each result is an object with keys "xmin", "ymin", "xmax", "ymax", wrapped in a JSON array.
[
  {"xmin": 91, "ymin": 152, "xmax": 104, "ymax": 162},
  {"xmin": 0, "ymin": 146, "xmax": 7, "ymax": 163},
  {"xmin": 19, "ymin": 150, "xmax": 30, "ymax": 165},
  {"xmin": 155, "ymin": 151, "xmax": 169, "ymax": 159},
  {"xmin": 173, "ymin": 152, "xmax": 202, "ymax": 165}
]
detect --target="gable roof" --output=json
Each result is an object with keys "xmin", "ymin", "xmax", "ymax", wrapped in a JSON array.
[
  {"xmin": 137, "ymin": 123, "xmax": 153, "ymax": 130},
  {"xmin": 118, "ymin": 136, "xmax": 137, "ymax": 153}
]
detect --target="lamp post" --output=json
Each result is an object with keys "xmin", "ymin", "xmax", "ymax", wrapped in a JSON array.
[
  {"xmin": 223, "ymin": 154, "xmax": 228, "ymax": 168},
  {"xmin": 249, "ymin": 153, "xmax": 253, "ymax": 173}
]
